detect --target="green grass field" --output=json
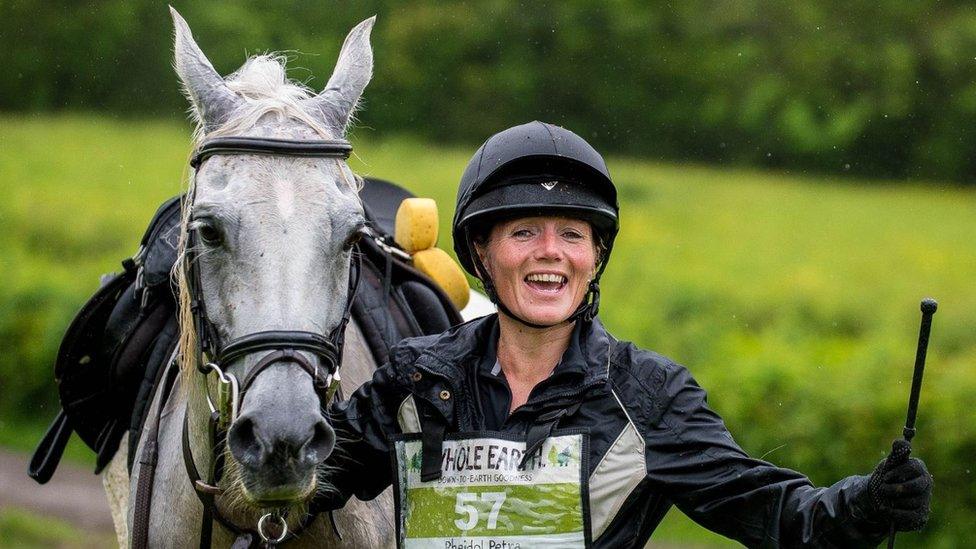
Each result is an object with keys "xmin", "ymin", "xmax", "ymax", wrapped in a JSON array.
[
  {"xmin": 0, "ymin": 507, "xmax": 116, "ymax": 548},
  {"xmin": 1, "ymin": 114, "xmax": 974, "ymax": 547}
]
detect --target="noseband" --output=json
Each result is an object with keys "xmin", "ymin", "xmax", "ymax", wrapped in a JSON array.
[{"xmin": 185, "ymin": 136, "xmax": 359, "ymax": 548}]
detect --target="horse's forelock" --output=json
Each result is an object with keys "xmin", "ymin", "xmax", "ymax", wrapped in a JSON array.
[
  {"xmin": 190, "ymin": 53, "xmax": 340, "ymax": 145},
  {"xmin": 226, "ymin": 54, "xmax": 310, "ymax": 101}
]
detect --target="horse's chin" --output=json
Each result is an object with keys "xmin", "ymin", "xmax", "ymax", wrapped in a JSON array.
[
  {"xmin": 239, "ymin": 474, "xmax": 317, "ymax": 508},
  {"xmin": 222, "ymin": 454, "xmax": 319, "ymax": 513}
]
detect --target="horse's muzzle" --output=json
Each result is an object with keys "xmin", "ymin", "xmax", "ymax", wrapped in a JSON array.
[{"xmin": 228, "ymin": 409, "xmax": 335, "ymax": 502}]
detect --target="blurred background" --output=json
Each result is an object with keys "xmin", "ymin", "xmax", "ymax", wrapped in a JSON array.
[{"xmin": 0, "ymin": 1, "xmax": 973, "ymax": 547}]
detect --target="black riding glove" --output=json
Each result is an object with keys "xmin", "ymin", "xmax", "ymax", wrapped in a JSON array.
[{"xmin": 867, "ymin": 439, "xmax": 933, "ymax": 531}]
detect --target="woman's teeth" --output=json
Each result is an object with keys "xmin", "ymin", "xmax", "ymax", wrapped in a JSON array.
[
  {"xmin": 525, "ymin": 273, "xmax": 567, "ymax": 292},
  {"xmin": 526, "ymin": 273, "xmax": 567, "ymax": 283}
]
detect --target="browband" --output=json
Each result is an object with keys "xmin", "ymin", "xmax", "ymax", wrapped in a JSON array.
[{"xmin": 190, "ymin": 136, "xmax": 353, "ymax": 169}]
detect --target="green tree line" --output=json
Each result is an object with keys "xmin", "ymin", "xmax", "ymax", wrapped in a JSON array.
[{"xmin": 4, "ymin": 1, "xmax": 976, "ymax": 182}]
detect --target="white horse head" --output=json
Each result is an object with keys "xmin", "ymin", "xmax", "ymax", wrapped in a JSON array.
[{"xmin": 171, "ymin": 7, "xmax": 372, "ymax": 507}]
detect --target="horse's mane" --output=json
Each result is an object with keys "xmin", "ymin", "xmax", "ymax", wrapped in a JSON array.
[{"xmin": 173, "ymin": 53, "xmax": 359, "ymax": 380}]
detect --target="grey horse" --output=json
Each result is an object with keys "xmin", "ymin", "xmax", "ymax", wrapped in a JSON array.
[{"xmin": 101, "ymin": 8, "xmax": 394, "ymax": 547}]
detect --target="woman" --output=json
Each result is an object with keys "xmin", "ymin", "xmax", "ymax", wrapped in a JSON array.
[{"xmin": 323, "ymin": 122, "xmax": 931, "ymax": 547}]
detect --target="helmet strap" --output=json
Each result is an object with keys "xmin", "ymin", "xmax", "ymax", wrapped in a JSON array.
[{"xmin": 582, "ymin": 279, "xmax": 601, "ymax": 322}]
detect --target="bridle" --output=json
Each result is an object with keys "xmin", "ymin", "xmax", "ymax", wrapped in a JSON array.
[{"xmin": 183, "ymin": 136, "xmax": 360, "ymax": 548}]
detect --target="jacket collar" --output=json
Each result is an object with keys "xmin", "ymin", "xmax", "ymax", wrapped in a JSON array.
[{"xmin": 396, "ymin": 313, "xmax": 612, "ymax": 388}]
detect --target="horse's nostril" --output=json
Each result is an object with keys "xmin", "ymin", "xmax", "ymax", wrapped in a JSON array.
[
  {"xmin": 304, "ymin": 419, "xmax": 335, "ymax": 465},
  {"xmin": 229, "ymin": 413, "xmax": 332, "ymax": 471},
  {"xmin": 228, "ymin": 415, "xmax": 266, "ymax": 467}
]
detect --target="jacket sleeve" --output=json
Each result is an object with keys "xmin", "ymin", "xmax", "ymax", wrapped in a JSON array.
[
  {"xmin": 643, "ymin": 362, "xmax": 888, "ymax": 548},
  {"xmin": 317, "ymin": 362, "xmax": 407, "ymax": 509}
]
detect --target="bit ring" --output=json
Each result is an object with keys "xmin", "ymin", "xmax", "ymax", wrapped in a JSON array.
[{"xmin": 257, "ymin": 512, "xmax": 288, "ymax": 543}]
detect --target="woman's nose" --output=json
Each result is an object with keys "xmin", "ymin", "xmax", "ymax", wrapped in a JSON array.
[{"xmin": 534, "ymin": 228, "xmax": 562, "ymax": 259}]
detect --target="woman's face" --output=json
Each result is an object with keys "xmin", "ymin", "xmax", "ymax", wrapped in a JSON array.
[{"xmin": 479, "ymin": 216, "xmax": 597, "ymax": 326}]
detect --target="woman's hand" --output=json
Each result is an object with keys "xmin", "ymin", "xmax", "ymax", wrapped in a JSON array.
[{"xmin": 867, "ymin": 439, "xmax": 933, "ymax": 531}]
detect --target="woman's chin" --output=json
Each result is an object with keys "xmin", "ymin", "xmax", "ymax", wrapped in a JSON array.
[{"xmin": 508, "ymin": 304, "xmax": 577, "ymax": 326}]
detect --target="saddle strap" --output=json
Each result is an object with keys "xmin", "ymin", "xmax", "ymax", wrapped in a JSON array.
[{"xmin": 27, "ymin": 410, "xmax": 72, "ymax": 484}]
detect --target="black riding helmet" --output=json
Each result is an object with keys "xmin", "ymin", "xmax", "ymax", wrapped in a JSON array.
[{"xmin": 453, "ymin": 121, "xmax": 619, "ymax": 328}]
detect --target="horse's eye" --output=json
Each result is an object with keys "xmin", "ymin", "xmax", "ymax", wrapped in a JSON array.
[
  {"xmin": 197, "ymin": 222, "xmax": 224, "ymax": 246},
  {"xmin": 343, "ymin": 228, "xmax": 364, "ymax": 251}
]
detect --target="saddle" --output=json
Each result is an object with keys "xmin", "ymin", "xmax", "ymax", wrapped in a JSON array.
[{"xmin": 29, "ymin": 177, "xmax": 462, "ymax": 483}]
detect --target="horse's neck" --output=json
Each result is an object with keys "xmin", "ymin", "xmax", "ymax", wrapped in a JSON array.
[
  {"xmin": 130, "ymin": 319, "xmax": 391, "ymax": 548},
  {"xmin": 337, "ymin": 319, "xmax": 379, "ymax": 391}
]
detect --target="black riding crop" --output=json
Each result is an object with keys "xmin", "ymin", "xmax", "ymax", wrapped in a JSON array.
[{"xmin": 887, "ymin": 297, "xmax": 937, "ymax": 548}]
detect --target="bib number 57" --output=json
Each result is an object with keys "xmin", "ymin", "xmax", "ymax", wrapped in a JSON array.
[{"xmin": 454, "ymin": 491, "xmax": 507, "ymax": 531}]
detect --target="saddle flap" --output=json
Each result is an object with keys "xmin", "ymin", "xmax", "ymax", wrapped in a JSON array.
[{"xmin": 55, "ymin": 270, "xmax": 134, "ymax": 385}]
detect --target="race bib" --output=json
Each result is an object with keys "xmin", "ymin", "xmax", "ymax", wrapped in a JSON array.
[{"xmin": 393, "ymin": 432, "xmax": 590, "ymax": 548}]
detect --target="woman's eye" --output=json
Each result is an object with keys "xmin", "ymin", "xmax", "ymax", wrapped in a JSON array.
[
  {"xmin": 563, "ymin": 231, "xmax": 583, "ymax": 240},
  {"xmin": 197, "ymin": 223, "xmax": 223, "ymax": 246},
  {"xmin": 513, "ymin": 229, "xmax": 534, "ymax": 238}
]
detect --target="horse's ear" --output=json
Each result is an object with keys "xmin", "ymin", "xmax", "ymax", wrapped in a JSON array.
[
  {"xmin": 306, "ymin": 16, "xmax": 375, "ymax": 135},
  {"xmin": 170, "ymin": 6, "xmax": 241, "ymax": 133}
]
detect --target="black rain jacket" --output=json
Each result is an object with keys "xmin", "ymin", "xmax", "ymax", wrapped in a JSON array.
[{"xmin": 322, "ymin": 314, "xmax": 888, "ymax": 548}]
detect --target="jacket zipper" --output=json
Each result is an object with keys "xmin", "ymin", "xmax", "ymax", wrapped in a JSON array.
[
  {"xmin": 503, "ymin": 377, "xmax": 604, "ymax": 428},
  {"xmin": 507, "ymin": 338, "xmax": 614, "ymax": 424},
  {"xmin": 413, "ymin": 338, "xmax": 613, "ymax": 430}
]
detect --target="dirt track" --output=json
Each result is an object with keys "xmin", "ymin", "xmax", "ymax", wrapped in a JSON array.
[{"xmin": 0, "ymin": 449, "xmax": 114, "ymax": 532}]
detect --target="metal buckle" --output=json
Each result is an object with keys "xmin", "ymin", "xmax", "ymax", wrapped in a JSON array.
[
  {"xmin": 324, "ymin": 370, "xmax": 342, "ymax": 404},
  {"xmin": 204, "ymin": 362, "xmax": 239, "ymax": 428},
  {"xmin": 258, "ymin": 512, "xmax": 288, "ymax": 544},
  {"xmin": 365, "ymin": 227, "xmax": 413, "ymax": 262}
]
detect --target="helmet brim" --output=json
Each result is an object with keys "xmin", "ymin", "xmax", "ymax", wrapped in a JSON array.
[{"xmin": 458, "ymin": 178, "xmax": 619, "ymax": 234}]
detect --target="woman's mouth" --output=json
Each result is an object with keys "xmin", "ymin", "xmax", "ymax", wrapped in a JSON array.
[{"xmin": 524, "ymin": 273, "xmax": 567, "ymax": 293}]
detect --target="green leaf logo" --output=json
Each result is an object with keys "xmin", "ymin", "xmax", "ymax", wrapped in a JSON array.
[
  {"xmin": 408, "ymin": 451, "xmax": 422, "ymax": 472},
  {"xmin": 556, "ymin": 446, "xmax": 572, "ymax": 466}
]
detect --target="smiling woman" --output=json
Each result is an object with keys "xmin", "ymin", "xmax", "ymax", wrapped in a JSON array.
[{"xmin": 319, "ymin": 121, "xmax": 933, "ymax": 548}]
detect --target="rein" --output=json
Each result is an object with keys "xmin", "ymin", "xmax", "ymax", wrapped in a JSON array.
[{"xmin": 133, "ymin": 136, "xmax": 360, "ymax": 549}]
